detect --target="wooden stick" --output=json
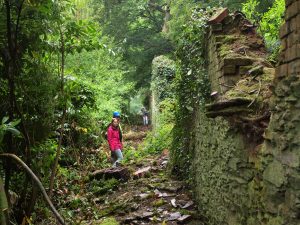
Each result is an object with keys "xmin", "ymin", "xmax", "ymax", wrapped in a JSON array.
[{"xmin": 0, "ymin": 154, "xmax": 65, "ymax": 225}]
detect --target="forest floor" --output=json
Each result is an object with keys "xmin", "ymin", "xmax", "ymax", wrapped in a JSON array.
[{"xmin": 40, "ymin": 126, "xmax": 205, "ymax": 225}]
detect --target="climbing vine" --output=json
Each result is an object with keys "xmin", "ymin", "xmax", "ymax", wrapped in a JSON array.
[{"xmin": 170, "ymin": 7, "xmax": 212, "ymax": 178}]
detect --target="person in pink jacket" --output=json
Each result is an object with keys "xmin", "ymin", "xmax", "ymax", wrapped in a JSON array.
[{"xmin": 107, "ymin": 118, "xmax": 123, "ymax": 167}]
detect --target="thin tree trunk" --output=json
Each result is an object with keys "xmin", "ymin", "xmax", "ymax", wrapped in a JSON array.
[
  {"xmin": 0, "ymin": 178, "xmax": 9, "ymax": 225},
  {"xmin": 0, "ymin": 154, "xmax": 65, "ymax": 225},
  {"xmin": 49, "ymin": 29, "xmax": 66, "ymax": 197},
  {"xmin": 4, "ymin": 1, "xmax": 14, "ymax": 204}
]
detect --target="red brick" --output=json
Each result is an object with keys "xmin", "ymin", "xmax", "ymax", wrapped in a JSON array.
[
  {"xmin": 288, "ymin": 59, "xmax": 300, "ymax": 76},
  {"xmin": 208, "ymin": 8, "xmax": 229, "ymax": 24},
  {"xmin": 287, "ymin": 31, "xmax": 300, "ymax": 48},
  {"xmin": 290, "ymin": 17, "xmax": 297, "ymax": 32},
  {"xmin": 296, "ymin": 14, "xmax": 300, "ymax": 30},
  {"xmin": 282, "ymin": 39, "xmax": 288, "ymax": 50},
  {"xmin": 286, "ymin": 0, "xmax": 296, "ymax": 7},
  {"xmin": 296, "ymin": 44, "xmax": 300, "ymax": 58},
  {"xmin": 275, "ymin": 63, "xmax": 288, "ymax": 78},
  {"xmin": 285, "ymin": 46, "xmax": 297, "ymax": 62},
  {"xmin": 280, "ymin": 22, "xmax": 290, "ymax": 39},
  {"xmin": 286, "ymin": 2, "xmax": 299, "ymax": 20},
  {"xmin": 278, "ymin": 51, "xmax": 286, "ymax": 64}
]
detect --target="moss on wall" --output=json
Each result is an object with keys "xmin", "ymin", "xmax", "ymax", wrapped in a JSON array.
[{"xmin": 191, "ymin": 109, "xmax": 254, "ymax": 224}]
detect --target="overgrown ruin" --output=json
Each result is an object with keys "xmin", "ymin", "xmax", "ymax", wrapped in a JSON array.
[{"xmin": 167, "ymin": 3, "xmax": 300, "ymax": 225}]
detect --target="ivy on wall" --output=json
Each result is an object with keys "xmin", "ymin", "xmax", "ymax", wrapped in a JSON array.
[{"xmin": 170, "ymin": 7, "xmax": 211, "ymax": 178}]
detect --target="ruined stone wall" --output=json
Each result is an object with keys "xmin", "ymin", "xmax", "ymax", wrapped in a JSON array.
[
  {"xmin": 172, "ymin": 4, "xmax": 300, "ymax": 224},
  {"xmin": 260, "ymin": 0, "xmax": 300, "ymax": 224},
  {"xmin": 191, "ymin": 110, "xmax": 251, "ymax": 224},
  {"xmin": 190, "ymin": 9, "xmax": 286, "ymax": 225}
]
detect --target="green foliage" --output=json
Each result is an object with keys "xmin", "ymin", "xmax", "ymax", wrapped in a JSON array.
[
  {"xmin": 0, "ymin": 117, "xmax": 21, "ymax": 150},
  {"xmin": 170, "ymin": 7, "xmax": 211, "ymax": 178},
  {"xmin": 89, "ymin": 178, "xmax": 120, "ymax": 196},
  {"xmin": 92, "ymin": 0, "xmax": 173, "ymax": 88},
  {"xmin": 0, "ymin": 0, "xmax": 134, "ymax": 222},
  {"xmin": 31, "ymin": 139, "xmax": 57, "ymax": 179},
  {"xmin": 65, "ymin": 46, "xmax": 134, "ymax": 146},
  {"xmin": 100, "ymin": 217, "xmax": 119, "ymax": 225},
  {"xmin": 168, "ymin": 0, "xmax": 195, "ymax": 43},
  {"xmin": 242, "ymin": 0, "xmax": 260, "ymax": 24},
  {"xmin": 143, "ymin": 123, "xmax": 173, "ymax": 154},
  {"xmin": 242, "ymin": 0, "xmax": 284, "ymax": 56},
  {"xmin": 151, "ymin": 56, "xmax": 176, "ymax": 101}
]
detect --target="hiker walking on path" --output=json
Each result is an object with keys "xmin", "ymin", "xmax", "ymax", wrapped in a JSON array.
[
  {"xmin": 107, "ymin": 112, "xmax": 123, "ymax": 167},
  {"xmin": 141, "ymin": 107, "xmax": 149, "ymax": 126}
]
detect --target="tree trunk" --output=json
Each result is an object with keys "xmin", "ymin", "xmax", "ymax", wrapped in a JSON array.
[
  {"xmin": 0, "ymin": 178, "xmax": 9, "ymax": 225},
  {"xmin": 49, "ymin": 29, "xmax": 66, "ymax": 197}
]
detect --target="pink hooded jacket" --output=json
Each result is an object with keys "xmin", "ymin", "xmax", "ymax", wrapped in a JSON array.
[{"xmin": 107, "ymin": 125, "xmax": 122, "ymax": 151}]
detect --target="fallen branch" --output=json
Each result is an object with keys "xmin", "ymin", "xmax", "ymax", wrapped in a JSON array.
[{"xmin": 0, "ymin": 154, "xmax": 65, "ymax": 225}]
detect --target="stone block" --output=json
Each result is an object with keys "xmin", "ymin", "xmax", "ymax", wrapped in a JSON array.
[
  {"xmin": 275, "ymin": 63, "xmax": 288, "ymax": 78},
  {"xmin": 222, "ymin": 57, "xmax": 254, "ymax": 67},
  {"xmin": 296, "ymin": 14, "xmax": 300, "ymax": 30},
  {"xmin": 278, "ymin": 51, "xmax": 286, "ymax": 64},
  {"xmin": 279, "ymin": 22, "xmax": 290, "ymax": 39},
  {"xmin": 286, "ymin": 31, "xmax": 300, "ymax": 48},
  {"xmin": 263, "ymin": 160, "xmax": 286, "ymax": 188},
  {"xmin": 285, "ymin": 46, "xmax": 298, "ymax": 62},
  {"xmin": 288, "ymin": 173, "xmax": 300, "ymax": 189},
  {"xmin": 290, "ymin": 17, "xmax": 297, "ymax": 32},
  {"xmin": 286, "ymin": 2, "xmax": 298, "ymax": 20},
  {"xmin": 282, "ymin": 39, "xmax": 287, "ymax": 50},
  {"xmin": 223, "ymin": 74, "xmax": 241, "ymax": 86},
  {"xmin": 277, "ymin": 150, "xmax": 299, "ymax": 168},
  {"xmin": 286, "ymin": 0, "xmax": 295, "ymax": 7},
  {"xmin": 290, "ymin": 79, "xmax": 300, "ymax": 97},
  {"xmin": 288, "ymin": 59, "xmax": 300, "ymax": 76},
  {"xmin": 263, "ymin": 184, "xmax": 285, "ymax": 213},
  {"xmin": 285, "ymin": 189, "xmax": 298, "ymax": 208}
]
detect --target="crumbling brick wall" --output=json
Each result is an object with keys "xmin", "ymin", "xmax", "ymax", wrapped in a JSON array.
[
  {"xmin": 191, "ymin": 9, "xmax": 277, "ymax": 225},
  {"xmin": 191, "ymin": 6, "xmax": 300, "ymax": 224}
]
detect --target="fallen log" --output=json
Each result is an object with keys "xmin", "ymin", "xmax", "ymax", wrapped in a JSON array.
[{"xmin": 90, "ymin": 167, "xmax": 130, "ymax": 181}]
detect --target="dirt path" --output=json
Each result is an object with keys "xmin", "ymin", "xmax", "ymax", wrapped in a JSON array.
[
  {"xmin": 46, "ymin": 126, "xmax": 205, "ymax": 225},
  {"xmin": 87, "ymin": 153, "xmax": 204, "ymax": 225}
]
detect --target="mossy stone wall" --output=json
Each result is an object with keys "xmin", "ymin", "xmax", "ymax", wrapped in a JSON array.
[
  {"xmin": 259, "ymin": 0, "xmax": 300, "ymax": 224},
  {"xmin": 192, "ymin": 109, "xmax": 254, "ymax": 224},
  {"xmin": 189, "ymin": 9, "xmax": 299, "ymax": 225}
]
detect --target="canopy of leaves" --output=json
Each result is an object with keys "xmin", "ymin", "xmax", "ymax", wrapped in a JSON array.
[{"xmin": 92, "ymin": 0, "xmax": 173, "ymax": 88}]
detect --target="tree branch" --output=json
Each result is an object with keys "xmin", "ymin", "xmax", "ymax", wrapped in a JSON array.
[
  {"xmin": 15, "ymin": 0, "xmax": 26, "ymax": 42},
  {"xmin": 0, "ymin": 154, "xmax": 65, "ymax": 225}
]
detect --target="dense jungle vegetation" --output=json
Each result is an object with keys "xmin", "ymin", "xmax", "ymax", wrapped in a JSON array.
[{"xmin": 0, "ymin": 0, "xmax": 284, "ymax": 224}]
